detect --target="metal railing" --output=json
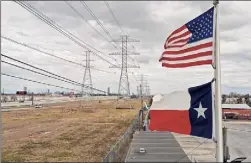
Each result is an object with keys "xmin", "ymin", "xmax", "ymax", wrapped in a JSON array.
[{"xmin": 103, "ymin": 110, "xmax": 143, "ymax": 162}]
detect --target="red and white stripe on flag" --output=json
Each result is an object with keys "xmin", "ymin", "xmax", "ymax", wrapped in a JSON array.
[{"xmin": 159, "ymin": 7, "xmax": 214, "ymax": 68}]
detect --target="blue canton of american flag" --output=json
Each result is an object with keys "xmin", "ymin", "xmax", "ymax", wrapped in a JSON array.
[{"xmin": 159, "ymin": 7, "xmax": 214, "ymax": 68}]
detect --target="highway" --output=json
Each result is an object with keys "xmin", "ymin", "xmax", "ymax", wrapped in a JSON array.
[
  {"xmin": 1, "ymin": 96, "xmax": 118, "ymax": 112},
  {"xmin": 224, "ymin": 121, "xmax": 251, "ymax": 162}
]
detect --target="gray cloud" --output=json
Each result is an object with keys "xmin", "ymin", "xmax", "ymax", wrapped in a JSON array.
[{"xmin": 1, "ymin": 1, "xmax": 251, "ymax": 95}]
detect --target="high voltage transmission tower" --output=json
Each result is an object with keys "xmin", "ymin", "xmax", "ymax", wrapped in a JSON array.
[
  {"xmin": 82, "ymin": 50, "xmax": 93, "ymax": 96},
  {"xmin": 109, "ymin": 35, "xmax": 140, "ymax": 97},
  {"xmin": 144, "ymin": 82, "xmax": 151, "ymax": 96},
  {"xmin": 137, "ymin": 74, "xmax": 148, "ymax": 97}
]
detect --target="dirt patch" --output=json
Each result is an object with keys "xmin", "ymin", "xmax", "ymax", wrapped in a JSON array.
[{"xmin": 2, "ymin": 99, "xmax": 142, "ymax": 162}]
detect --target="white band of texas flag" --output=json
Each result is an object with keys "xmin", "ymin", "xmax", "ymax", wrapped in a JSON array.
[{"xmin": 149, "ymin": 81, "xmax": 214, "ymax": 139}]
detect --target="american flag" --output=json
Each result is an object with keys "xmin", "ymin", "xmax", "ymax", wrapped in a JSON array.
[{"xmin": 159, "ymin": 7, "xmax": 214, "ymax": 68}]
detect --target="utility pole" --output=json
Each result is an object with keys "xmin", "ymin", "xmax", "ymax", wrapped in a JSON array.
[
  {"xmin": 109, "ymin": 35, "xmax": 140, "ymax": 97},
  {"xmin": 32, "ymin": 92, "xmax": 34, "ymax": 106},
  {"xmin": 82, "ymin": 50, "xmax": 94, "ymax": 96}
]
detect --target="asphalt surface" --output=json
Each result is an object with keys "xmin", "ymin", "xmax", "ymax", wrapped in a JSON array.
[
  {"xmin": 1, "ymin": 96, "xmax": 118, "ymax": 112},
  {"xmin": 125, "ymin": 131, "xmax": 191, "ymax": 162},
  {"xmin": 224, "ymin": 121, "xmax": 251, "ymax": 162}
]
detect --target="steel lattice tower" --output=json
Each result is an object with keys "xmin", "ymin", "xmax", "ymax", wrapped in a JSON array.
[
  {"xmin": 137, "ymin": 74, "xmax": 148, "ymax": 96},
  {"xmin": 110, "ymin": 35, "xmax": 140, "ymax": 97},
  {"xmin": 82, "ymin": 50, "xmax": 93, "ymax": 96}
]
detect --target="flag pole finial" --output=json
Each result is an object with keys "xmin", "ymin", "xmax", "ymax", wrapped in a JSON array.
[{"xmin": 213, "ymin": 0, "xmax": 219, "ymax": 6}]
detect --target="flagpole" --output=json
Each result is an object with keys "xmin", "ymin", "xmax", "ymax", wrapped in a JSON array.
[{"xmin": 213, "ymin": 0, "xmax": 223, "ymax": 162}]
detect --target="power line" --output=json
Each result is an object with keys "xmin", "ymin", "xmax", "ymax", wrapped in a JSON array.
[
  {"xmin": 1, "ymin": 53, "xmax": 106, "ymax": 93},
  {"xmin": 103, "ymin": 1, "xmax": 138, "ymax": 59},
  {"xmin": 64, "ymin": 1, "xmax": 120, "ymax": 65},
  {"xmin": 129, "ymin": 72, "xmax": 140, "ymax": 85},
  {"xmin": 14, "ymin": 1, "xmax": 117, "ymax": 67},
  {"xmin": 65, "ymin": 1, "xmax": 119, "ymax": 51},
  {"xmin": 79, "ymin": 1, "xmax": 140, "ymax": 69},
  {"xmin": 14, "ymin": 0, "xmax": 139, "ymax": 72},
  {"xmin": 103, "ymin": 1, "xmax": 126, "ymax": 35},
  {"xmin": 1, "ymin": 36, "xmax": 115, "ymax": 74},
  {"xmin": 2, "ymin": 60, "xmax": 91, "ymax": 93},
  {"xmin": 2, "ymin": 73, "xmax": 83, "ymax": 93},
  {"xmin": 80, "ymin": 1, "xmax": 114, "ymax": 42},
  {"xmin": 2, "ymin": 36, "xmax": 83, "ymax": 66},
  {"xmin": 79, "ymin": 1, "xmax": 137, "ymax": 58}
]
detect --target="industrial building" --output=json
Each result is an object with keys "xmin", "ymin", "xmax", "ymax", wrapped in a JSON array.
[{"xmin": 222, "ymin": 104, "xmax": 251, "ymax": 120}]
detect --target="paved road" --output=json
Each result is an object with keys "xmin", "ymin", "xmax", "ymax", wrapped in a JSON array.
[
  {"xmin": 1, "ymin": 96, "xmax": 118, "ymax": 112},
  {"xmin": 1, "ymin": 98, "xmax": 81, "ymax": 111},
  {"xmin": 224, "ymin": 121, "xmax": 251, "ymax": 162}
]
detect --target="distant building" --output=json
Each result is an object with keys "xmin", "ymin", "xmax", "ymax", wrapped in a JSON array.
[
  {"xmin": 222, "ymin": 104, "xmax": 251, "ymax": 120},
  {"xmin": 222, "ymin": 104, "xmax": 251, "ymax": 110}
]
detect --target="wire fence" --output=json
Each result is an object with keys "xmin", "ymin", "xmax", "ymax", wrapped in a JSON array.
[{"xmin": 103, "ymin": 110, "xmax": 143, "ymax": 162}]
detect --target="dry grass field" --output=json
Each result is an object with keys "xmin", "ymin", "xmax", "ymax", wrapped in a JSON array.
[{"xmin": 2, "ymin": 99, "xmax": 142, "ymax": 162}]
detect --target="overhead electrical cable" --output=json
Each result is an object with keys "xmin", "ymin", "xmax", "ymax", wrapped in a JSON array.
[
  {"xmin": 103, "ymin": 1, "xmax": 126, "ymax": 35},
  {"xmin": 1, "ymin": 53, "xmax": 106, "ymax": 93},
  {"xmin": 1, "ymin": 36, "xmax": 115, "ymax": 74},
  {"xmin": 14, "ymin": 1, "xmax": 117, "ymax": 67},
  {"xmin": 2, "ymin": 60, "xmax": 93, "ymax": 92},
  {"xmin": 80, "ymin": 1, "xmax": 114, "ymax": 41},
  {"xmin": 80, "ymin": 1, "xmax": 140, "ymax": 69},
  {"xmin": 65, "ymin": 1, "xmax": 119, "ymax": 50},
  {"xmin": 2, "ymin": 73, "xmax": 84, "ymax": 93}
]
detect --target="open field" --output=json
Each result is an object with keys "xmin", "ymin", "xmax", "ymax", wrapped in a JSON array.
[
  {"xmin": 2, "ymin": 98, "xmax": 142, "ymax": 162},
  {"xmin": 1, "ymin": 96, "xmax": 118, "ymax": 110}
]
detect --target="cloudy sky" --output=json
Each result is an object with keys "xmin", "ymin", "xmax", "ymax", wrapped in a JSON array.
[{"xmin": 1, "ymin": 1, "xmax": 251, "ymax": 95}]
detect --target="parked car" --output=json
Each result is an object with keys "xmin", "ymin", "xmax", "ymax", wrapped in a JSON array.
[
  {"xmin": 224, "ymin": 112, "xmax": 238, "ymax": 119},
  {"xmin": 35, "ymin": 104, "xmax": 42, "ymax": 108},
  {"xmin": 130, "ymin": 95, "xmax": 137, "ymax": 99}
]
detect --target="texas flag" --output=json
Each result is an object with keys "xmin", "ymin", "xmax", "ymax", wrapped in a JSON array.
[{"xmin": 149, "ymin": 81, "xmax": 214, "ymax": 139}]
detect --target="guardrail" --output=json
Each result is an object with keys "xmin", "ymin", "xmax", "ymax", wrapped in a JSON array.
[{"xmin": 103, "ymin": 110, "xmax": 143, "ymax": 162}]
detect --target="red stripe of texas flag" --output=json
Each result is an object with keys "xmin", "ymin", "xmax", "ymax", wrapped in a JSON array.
[{"xmin": 149, "ymin": 110, "xmax": 191, "ymax": 134}]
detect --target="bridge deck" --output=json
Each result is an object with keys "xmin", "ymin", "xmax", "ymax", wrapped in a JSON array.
[{"xmin": 125, "ymin": 131, "xmax": 191, "ymax": 162}]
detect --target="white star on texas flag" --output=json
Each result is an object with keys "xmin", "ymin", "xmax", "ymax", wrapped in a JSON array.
[{"xmin": 193, "ymin": 102, "xmax": 208, "ymax": 119}]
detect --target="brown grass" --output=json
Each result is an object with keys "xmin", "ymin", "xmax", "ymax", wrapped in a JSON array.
[{"xmin": 2, "ymin": 98, "xmax": 142, "ymax": 162}]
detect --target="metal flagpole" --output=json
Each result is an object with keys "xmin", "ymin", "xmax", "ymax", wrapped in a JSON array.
[
  {"xmin": 0, "ymin": 2, "xmax": 2, "ymax": 160},
  {"xmin": 213, "ymin": 0, "xmax": 224, "ymax": 162}
]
